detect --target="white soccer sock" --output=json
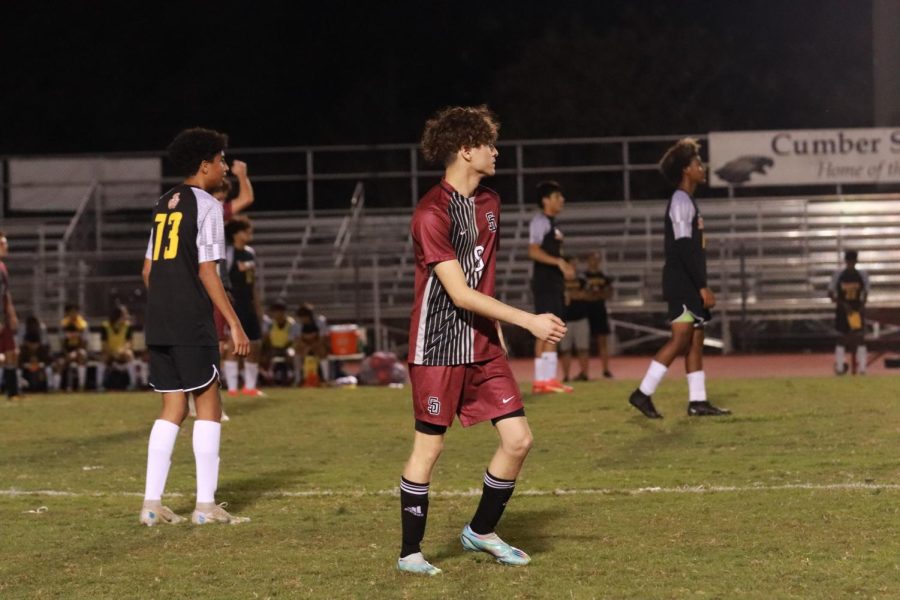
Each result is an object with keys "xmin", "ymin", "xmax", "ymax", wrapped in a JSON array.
[
  {"xmin": 126, "ymin": 361, "xmax": 138, "ymax": 387},
  {"xmin": 541, "ymin": 352, "xmax": 558, "ymax": 381},
  {"xmin": 96, "ymin": 364, "xmax": 106, "ymax": 390},
  {"xmin": 51, "ymin": 371, "xmax": 61, "ymax": 391},
  {"xmin": 193, "ymin": 420, "xmax": 221, "ymax": 505},
  {"xmin": 687, "ymin": 370, "xmax": 707, "ymax": 402},
  {"xmin": 856, "ymin": 346, "xmax": 867, "ymax": 373},
  {"xmin": 77, "ymin": 365, "xmax": 87, "ymax": 389},
  {"xmin": 533, "ymin": 357, "xmax": 543, "ymax": 381},
  {"xmin": 137, "ymin": 360, "xmax": 149, "ymax": 385},
  {"xmin": 638, "ymin": 360, "xmax": 668, "ymax": 396},
  {"xmin": 223, "ymin": 360, "xmax": 239, "ymax": 392},
  {"xmin": 835, "ymin": 345, "xmax": 846, "ymax": 369},
  {"xmin": 144, "ymin": 419, "xmax": 180, "ymax": 501},
  {"xmin": 244, "ymin": 362, "xmax": 259, "ymax": 390},
  {"xmin": 292, "ymin": 355, "xmax": 302, "ymax": 385}
]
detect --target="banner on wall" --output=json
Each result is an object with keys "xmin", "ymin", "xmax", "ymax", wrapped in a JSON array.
[
  {"xmin": 8, "ymin": 157, "xmax": 161, "ymax": 211},
  {"xmin": 708, "ymin": 128, "xmax": 900, "ymax": 187}
]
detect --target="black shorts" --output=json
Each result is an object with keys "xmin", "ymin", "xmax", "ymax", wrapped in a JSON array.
[
  {"xmin": 666, "ymin": 299, "xmax": 711, "ymax": 327},
  {"xmin": 835, "ymin": 308, "xmax": 865, "ymax": 335},
  {"xmin": 588, "ymin": 304, "xmax": 610, "ymax": 335},
  {"xmin": 148, "ymin": 345, "xmax": 220, "ymax": 393},
  {"xmin": 235, "ymin": 306, "xmax": 262, "ymax": 341},
  {"xmin": 532, "ymin": 282, "xmax": 565, "ymax": 320}
]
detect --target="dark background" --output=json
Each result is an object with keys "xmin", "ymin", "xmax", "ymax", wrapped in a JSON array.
[{"xmin": 0, "ymin": 0, "xmax": 875, "ymax": 155}]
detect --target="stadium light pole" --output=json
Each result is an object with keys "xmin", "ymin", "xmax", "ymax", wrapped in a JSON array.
[{"xmin": 873, "ymin": 0, "xmax": 900, "ymax": 125}]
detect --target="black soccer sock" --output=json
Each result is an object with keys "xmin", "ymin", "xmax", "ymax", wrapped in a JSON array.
[
  {"xmin": 469, "ymin": 471, "xmax": 516, "ymax": 535},
  {"xmin": 4, "ymin": 367, "xmax": 18, "ymax": 398},
  {"xmin": 399, "ymin": 477, "xmax": 430, "ymax": 558}
]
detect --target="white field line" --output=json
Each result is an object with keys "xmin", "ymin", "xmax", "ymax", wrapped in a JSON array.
[{"xmin": 2, "ymin": 482, "xmax": 900, "ymax": 500}]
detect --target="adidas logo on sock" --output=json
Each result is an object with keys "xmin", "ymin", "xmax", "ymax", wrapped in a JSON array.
[{"xmin": 403, "ymin": 506, "xmax": 424, "ymax": 517}]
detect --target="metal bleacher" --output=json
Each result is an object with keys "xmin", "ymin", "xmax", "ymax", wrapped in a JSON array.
[
  {"xmin": 6, "ymin": 189, "xmax": 900, "ymax": 353},
  {"xmin": 5, "ymin": 125, "xmax": 900, "ymax": 355}
]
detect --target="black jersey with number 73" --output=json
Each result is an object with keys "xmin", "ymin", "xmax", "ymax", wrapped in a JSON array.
[{"xmin": 144, "ymin": 184, "xmax": 225, "ymax": 346}]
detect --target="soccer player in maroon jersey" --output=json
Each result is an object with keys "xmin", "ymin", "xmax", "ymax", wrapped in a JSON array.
[
  {"xmin": 397, "ymin": 106, "xmax": 567, "ymax": 575},
  {"xmin": 0, "ymin": 232, "xmax": 21, "ymax": 400}
]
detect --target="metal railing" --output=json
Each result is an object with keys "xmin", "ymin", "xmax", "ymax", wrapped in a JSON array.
[
  {"xmin": 333, "ymin": 182, "xmax": 365, "ymax": 268},
  {"xmin": 4, "ymin": 134, "xmax": 877, "ymax": 219}
]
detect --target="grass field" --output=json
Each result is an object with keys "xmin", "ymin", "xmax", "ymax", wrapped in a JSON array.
[{"xmin": 3, "ymin": 374, "xmax": 900, "ymax": 599}]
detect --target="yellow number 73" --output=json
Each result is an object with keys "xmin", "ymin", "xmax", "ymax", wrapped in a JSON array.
[{"xmin": 152, "ymin": 212, "xmax": 183, "ymax": 261}]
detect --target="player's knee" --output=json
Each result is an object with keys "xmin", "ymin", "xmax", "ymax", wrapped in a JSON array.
[
  {"xmin": 674, "ymin": 335, "xmax": 692, "ymax": 355},
  {"xmin": 414, "ymin": 439, "xmax": 444, "ymax": 464},
  {"xmin": 503, "ymin": 431, "xmax": 533, "ymax": 458}
]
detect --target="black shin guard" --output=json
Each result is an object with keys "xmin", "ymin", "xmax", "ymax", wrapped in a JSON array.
[
  {"xmin": 469, "ymin": 471, "xmax": 516, "ymax": 535},
  {"xmin": 399, "ymin": 477, "xmax": 429, "ymax": 558},
  {"xmin": 4, "ymin": 367, "xmax": 18, "ymax": 397}
]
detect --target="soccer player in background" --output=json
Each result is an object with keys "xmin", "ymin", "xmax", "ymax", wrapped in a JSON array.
[
  {"xmin": 210, "ymin": 160, "xmax": 254, "ymax": 348},
  {"xmin": 206, "ymin": 159, "xmax": 254, "ymax": 417},
  {"xmin": 59, "ymin": 304, "xmax": 89, "ymax": 391},
  {"xmin": 260, "ymin": 299, "xmax": 298, "ymax": 385},
  {"xmin": 558, "ymin": 256, "xmax": 592, "ymax": 382},
  {"xmin": 212, "ymin": 159, "xmax": 255, "ymax": 222},
  {"xmin": 584, "ymin": 251, "xmax": 614, "ymax": 378},
  {"xmin": 294, "ymin": 303, "xmax": 328, "ymax": 386},
  {"xmin": 97, "ymin": 305, "xmax": 138, "ymax": 391},
  {"xmin": 0, "ymin": 232, "xmax": 22, "ymax": 400},
  {"xmin": 221, "ymin": 216, "xmax": 264, "ymax": 397},
  {"xmin": 829, "ymin": 249, "xmax": 869, "ymax": 375},
  {"xmin": 398, "ymin": 106, "xmax": 566, "ymax": 575},
  {"xmin": 627, "ymin": 138, "xmax": 731, "ymax": 418},
  {"xmin": 528, "ymin": 180, "xmax": 575, "ymax": 393},
  {"xmin": 139, "ymin": 127, "xmax": 250, "ymax": 526}
]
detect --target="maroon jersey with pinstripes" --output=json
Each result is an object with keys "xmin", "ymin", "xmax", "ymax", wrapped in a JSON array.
[{"xmin": 407, "ymin": 180, "xmax": 503, "ymax": 366}]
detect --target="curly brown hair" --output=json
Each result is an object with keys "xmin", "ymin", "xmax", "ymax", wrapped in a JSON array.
[
  {"xmin": 421, "ymin": 105, "xmax": 500, "ymax": 166},
  {"xmin": 659, "ymin": 137, "xmax": 701, "ymax": 186}
]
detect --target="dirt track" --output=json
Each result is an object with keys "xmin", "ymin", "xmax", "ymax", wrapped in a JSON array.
[{"xmin": 507, "ymin": 352, "xmax": 898, "ymax": 382}]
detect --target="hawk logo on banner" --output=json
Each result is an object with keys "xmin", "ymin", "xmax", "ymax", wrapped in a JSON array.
[
  {"xmin": 714, "ymin": 156, "xmax": 774, "ymax": 185},
  {"xmin": 710, "ymin": 128, "xmax": 900, "ymax": 187}
]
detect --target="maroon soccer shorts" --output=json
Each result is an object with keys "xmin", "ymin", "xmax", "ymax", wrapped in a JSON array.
[
  {"xmin": 213, "ymin": 306, "xmax": 229, "ymax": 342},
  {"xmin": 409, "ymin": 354, "xmax": 524, "ymax": 428},
  {"xmin": 0, "ymin": 324, "xmax": 16, "ymax": 353}
]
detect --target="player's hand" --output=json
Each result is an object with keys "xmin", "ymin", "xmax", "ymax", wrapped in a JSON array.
[
  {"xmin": 700, "ymin": 287, "xmax": 716, "ymax": 308},
  {"xmin": 231, "ymin": 160, "xmax": 248, "ymax": 178},
  {"xmin": 528, "ymin": 313, "xmax": 567, "ymax": 344},
  {"xmin": 558, "ymin": 259, "xmax": 575, "ymax": 279},
  {"xmin": 231, "ymin": 325, "xmax": 251, "ymax": 357}
]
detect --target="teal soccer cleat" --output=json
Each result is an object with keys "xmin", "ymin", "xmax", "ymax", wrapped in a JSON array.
[
  {"xmin": 397, "ymin": 552, "xmax": 442, "ymax": 576},
  {"xmin": 460, "ymin": 524, "xmax": 531, "ymax": 566}
]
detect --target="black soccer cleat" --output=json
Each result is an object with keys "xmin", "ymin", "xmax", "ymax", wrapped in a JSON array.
[
  {"xmin": 687, "ymin": 401, "xmax": 732, "ymax": 417},
  {"xmin": 629, "ymin": 389, "xmax": 663, "ymax": 419}
]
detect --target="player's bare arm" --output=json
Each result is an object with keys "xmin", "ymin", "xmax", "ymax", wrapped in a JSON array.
[
  {"xmin": 142, "ymin": 258, "xmax": 152, "ymax": 288},
  {"xmin": 496, "ymin": 321, "xmax": 509, "ymax": 355},
  {"xmin": 433, "ymin": 259, "xmax": 566, "ymax": 343},
  {"xmin": 700, "ymin": 287, "xmax": 716, "ymax": 308},
  {"xmin": 229, "ymin": 160, "xmax": 254, "ymax": 215},
  {"xmin": 528, "ymin": 244, "xmax": 575, "ymax": 278},
  {"xmin": 198, "ymin": 261, "xmax": 250, "ymax": 356}
]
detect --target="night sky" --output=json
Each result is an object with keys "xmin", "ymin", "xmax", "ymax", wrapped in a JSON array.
[{"xmin": 0, "ymin": 1, "xmax": 874, "ymax": 155}]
